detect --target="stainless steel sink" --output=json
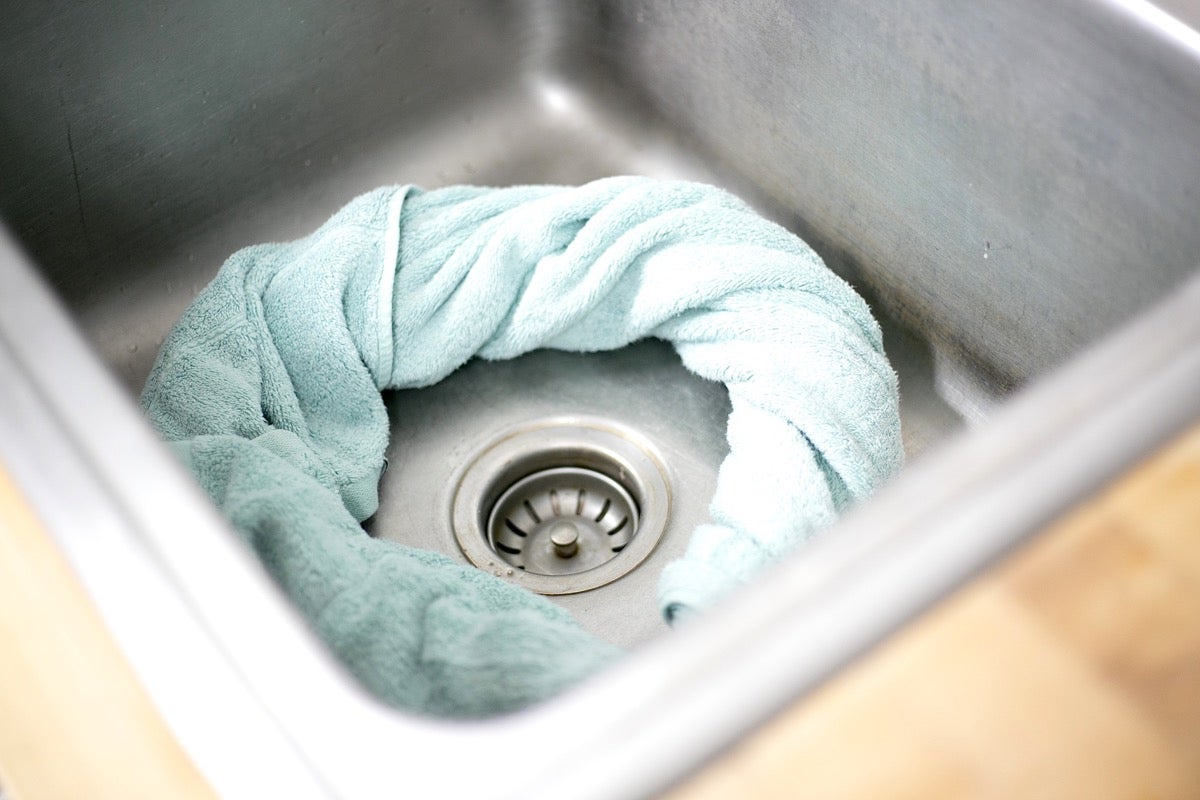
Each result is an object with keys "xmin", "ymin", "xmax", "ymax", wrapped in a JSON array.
[{"xmin": 2, "ymin": 1, "xmax": 1199, "ymax": 797}]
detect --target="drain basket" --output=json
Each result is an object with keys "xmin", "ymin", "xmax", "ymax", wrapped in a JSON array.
[{"xmin": 451, "ymin": 420, "xmax": 671, "ymax": 595}]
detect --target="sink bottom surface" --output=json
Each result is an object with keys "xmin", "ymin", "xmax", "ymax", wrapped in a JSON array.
[{"xmin": 72, "ymin": 77, "xmax": 963, "ymax": 647}]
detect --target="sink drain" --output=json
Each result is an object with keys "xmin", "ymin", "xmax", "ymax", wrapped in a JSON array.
[
  {"xmin": 489, "ymin": 467, "xmax": 639, "ymax": 575},
  {"xmin": 451, "ymin": 419, "xmax": 671, "ymax": 595}
]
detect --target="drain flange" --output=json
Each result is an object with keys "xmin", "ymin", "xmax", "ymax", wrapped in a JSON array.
[{"xmin": 451, "ymin": 419, "xmax": 671, "ymax": 595}]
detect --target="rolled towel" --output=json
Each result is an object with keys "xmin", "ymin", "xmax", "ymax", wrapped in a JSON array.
[{"xmin": 141, "ymin": 177, "xmax": 902, "ymax": 716}]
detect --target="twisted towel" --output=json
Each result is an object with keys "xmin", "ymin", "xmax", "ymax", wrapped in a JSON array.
[{"xmin": 141, "ymin": 177, "xmax": 902, "ymax": 716}]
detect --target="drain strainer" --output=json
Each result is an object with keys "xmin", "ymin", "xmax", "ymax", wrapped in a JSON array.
[
  {"xmin": 489, "ymin": 467, "xmax": 639, "ymax": 575},
  {"xmin": 451, "ymin": 419, "xmax": 671, "ymax": 595}
]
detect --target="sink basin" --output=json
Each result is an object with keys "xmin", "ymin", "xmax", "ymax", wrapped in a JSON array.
[{"xmin": 2, "ymin": 1, "xmax": 1199, "ymax": 797}]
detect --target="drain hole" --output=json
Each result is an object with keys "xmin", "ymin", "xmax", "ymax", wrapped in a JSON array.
[
  {"xmin": 451, "ymin": 420, "xmax": 672, "ymax": 595},
  {"xmin": 486, "ymin": 466, "xmax": 639, "ymax": 577}
]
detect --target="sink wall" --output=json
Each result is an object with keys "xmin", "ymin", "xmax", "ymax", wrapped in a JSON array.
[
  {"xmin": 0, "ymin": 0, "xmax": 528, "ymax": 305},
  {"xmin": 5, "ymin": 1, "xmax": 1199, "ymax": 412},
  {"xmin": 595, "ymin": 0, "xmax": 1200, "ymax": 397}
]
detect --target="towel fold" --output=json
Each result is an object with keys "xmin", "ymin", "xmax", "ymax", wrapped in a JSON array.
[{"xmin": 141, "ymin": 176, "xmax": 902, "ymax": 716}]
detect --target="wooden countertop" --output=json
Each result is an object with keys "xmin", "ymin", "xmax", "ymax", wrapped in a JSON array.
[
  {"xmin": 669, "ymin": 420, "xmax": 1200, "ymax": 799},
  {"xmin": 0, "ymin": 464, "xmax": 215, "ymax": 800},
  {"xmin": 2, "ymin": 421, "xmax": 1198, "ymax": 798}
]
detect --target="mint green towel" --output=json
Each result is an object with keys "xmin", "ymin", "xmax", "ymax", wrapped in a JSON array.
[{"xmin": 141, "ymin": 177, "xmax": 902, "ymax": 717}]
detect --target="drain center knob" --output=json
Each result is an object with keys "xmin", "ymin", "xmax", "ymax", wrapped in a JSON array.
[{"xmin": 549, "ymin": 522, "xmax": 580, "ymax": 558}]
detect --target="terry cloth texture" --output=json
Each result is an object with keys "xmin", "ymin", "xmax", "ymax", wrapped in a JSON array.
[{"xmin": 141, "ymin": 177, "xmax": 903, "ymax": 716}]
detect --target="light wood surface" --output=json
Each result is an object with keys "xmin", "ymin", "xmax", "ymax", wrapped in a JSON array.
[
  {"xmin": 0, "ymin": 463, "xmax": 215, "ymax": 800},
  {"xmin": 669, "ymin": 420, "xmax": 1200, "ymax": 799}
]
